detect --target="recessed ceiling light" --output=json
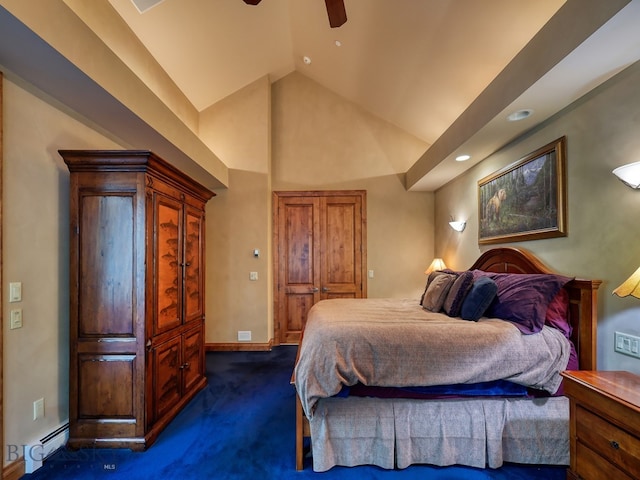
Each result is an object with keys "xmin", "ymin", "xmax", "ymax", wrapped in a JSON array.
[
  {"xmin": 455, "ymin": 154, "xmax": 471, "ymax": 162},
  {"xmin": 507, "ymin": 109, "xmax": 534, "ymax": 122}
]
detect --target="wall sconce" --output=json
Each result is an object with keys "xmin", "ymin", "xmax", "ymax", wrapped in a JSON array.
[
  {"xmin": 449, "ymin": 220, "xmax": 466, "ymax": 232},
  {"xmin": 425, "ymin": 258, "xmax": 447, "ymax": 275},
  {"xmin": 613, "ymin": 265, "xmax": 640, "ymax": 299},
  {"xmin": 613, "ymin": 161, "xmax": 640, "ymax": 189}
]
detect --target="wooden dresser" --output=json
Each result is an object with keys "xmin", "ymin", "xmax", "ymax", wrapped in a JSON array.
[
  {"xmin": 60, "ymin": 150, "xmax": 215, "ymax": 450},
  {"xmin": 561, "ymin": 370, "xmax": 640, "ymax": 479}
]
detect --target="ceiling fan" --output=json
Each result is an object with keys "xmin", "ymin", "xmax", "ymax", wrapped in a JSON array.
[{"xmin": 243, "ymin": 0, "xmax": 347, "ymax": 28}]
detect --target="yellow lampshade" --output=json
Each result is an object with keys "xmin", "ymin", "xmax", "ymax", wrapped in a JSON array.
[
  {"xmin": 425, "ymin": 258, "xmax": 447, "ymax": 275},
  {"xmin": 613, "ymin": 265, "xmax": 640, "ymax": 299}
]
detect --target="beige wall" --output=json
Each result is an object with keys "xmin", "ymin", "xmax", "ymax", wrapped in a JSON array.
[
  {"xmin": 272, "ymin": 73, "xmax": 434, "ymax": 301},
  {"xmin": 200, "ymin": 77, "xmax": 273, "ymax": 345},
  {"xmin": 434, "ymin": 60, "xmax": 640, "ymax": 372},
  {"xmin": 200, "ymin": 72, "xmax": 434, "ymax": 345},
  {"xmin": 2, "ymin": 75, "xmax": 124, "ymax": 463},
  {"xmin": 205, "ymin": 169, "xmax": 272, "ymax": 344}
]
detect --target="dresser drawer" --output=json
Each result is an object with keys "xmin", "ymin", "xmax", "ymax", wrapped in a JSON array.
[
  {"xmin": 576, "ymin": 405, "xmax": 640, "ymax": 478},
  {"xmin": 576, "ymin": 442, "xmax": 634, "ymax": 480}
]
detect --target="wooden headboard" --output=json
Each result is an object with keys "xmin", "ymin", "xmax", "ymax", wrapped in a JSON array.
[{"xmin": 469, "ymin": 247, "xmax": 601, "ymax": 371}]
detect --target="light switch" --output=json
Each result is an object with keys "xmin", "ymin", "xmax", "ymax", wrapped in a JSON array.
[
  {"xmin": 250, "ymin": 272, "xmax": 258, "ymax": 281},
  {"xmin": 9, "ymin": 282, "xmax": 22, "ymax": 302},
  {"xmin": 10, "ymin": 309, "xmax": 23, "ymax": 329}
]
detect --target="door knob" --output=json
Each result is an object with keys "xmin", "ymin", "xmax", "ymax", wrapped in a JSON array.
[
  {"xmin": 322, "ymin": 287, "xmax": 330, "ymax": 292},
  {"xmin": 310, "ymin": 287, "xmax": 319, "ymax": 292}
]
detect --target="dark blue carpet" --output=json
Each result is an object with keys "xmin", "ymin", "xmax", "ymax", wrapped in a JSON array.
[{"xmin": 23, "ymin": 346, "xmax": 566, "ymax": 479}]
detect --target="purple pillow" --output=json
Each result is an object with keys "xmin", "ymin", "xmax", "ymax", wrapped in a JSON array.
[
  {"xmin": 552, "ymin": 341, "xmax": 579, "ymax": 396},
  {"xmin": 485, "ymin": 273, "xmax": 573, "ymax": 334},
  {"xmin": 443, "ymin": 271, "xmax": 474, "ymax": 317},
  {"xmin": 545, "ymin": 288, "xmax": 572, "ymax": 338}
]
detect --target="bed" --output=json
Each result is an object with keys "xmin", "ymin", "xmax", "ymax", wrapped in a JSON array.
[{"xmin": 291, "ymin": 247, "xmax": 601, "ymax": 471}]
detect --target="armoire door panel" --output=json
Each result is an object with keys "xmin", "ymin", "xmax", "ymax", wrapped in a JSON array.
[
  {"xmin": 184, "ymin": 207, "xmax": 205, "ymax": 323},
  {"xmin": 77, "ymin": 354, "xmax": 135, "ymax": 418},
  {"xmin": 155, "ymin": 195, "xmax": 183, "ymax": 334},
  {"xmin": 182, "ymin": 324, "xmax": 204, "ymax": 392},
  {"xmin": 153, "ymin": 335, "xmax": 181, "ymax": 420},
  {"xmin": 79, "ymin": 194, "xmax": 135, "ymax": 336}
]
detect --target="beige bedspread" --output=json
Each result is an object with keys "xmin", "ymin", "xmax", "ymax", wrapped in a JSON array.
[{"xmin": 294, "ymin": 298, "xmax": 570, "ymax": 418}]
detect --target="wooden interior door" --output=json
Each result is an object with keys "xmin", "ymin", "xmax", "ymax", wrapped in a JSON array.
[
  {"xmin": 273, "ymin": 191, "xmax": 366, "ymax": 344},
  {"xmin": 321, "ymin": 195, "xmax": 364, "ymax": 299}
]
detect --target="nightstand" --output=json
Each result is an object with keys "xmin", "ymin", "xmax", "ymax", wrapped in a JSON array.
[{"xmin": 561, "ymin": 371, "xmax": 640, "ymax": 480}]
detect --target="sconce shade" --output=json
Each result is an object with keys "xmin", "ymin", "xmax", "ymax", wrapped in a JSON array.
[
  {"xmin": 613, "ymin": 161, "xmax": 640, "ymax": 189},
  {"xmin": 449, "ymin": 221, "xmax": 466, "ymax": 232},
  {"xmin": 613, "ymin": 265, "xmax": 640, "ymax": 299},
  {"xmin": 425, "ymin": 258, "xmax": 447, "ymax": 275}
]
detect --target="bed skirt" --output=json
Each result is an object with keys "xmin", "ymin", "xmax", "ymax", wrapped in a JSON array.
[{"xmin": 308, "ymin": 395, "xmax": 569, "ymax": 472}]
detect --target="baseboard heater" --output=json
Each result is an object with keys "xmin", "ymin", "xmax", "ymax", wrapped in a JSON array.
[{"xmin": 25, "ymin": 422, "xmax": 69, "ymax": 474}]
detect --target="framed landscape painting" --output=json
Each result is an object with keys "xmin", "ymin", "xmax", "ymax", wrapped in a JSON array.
[{"xmin": 478, "ymin": 136, "xmax": 567, "ymax": 245}]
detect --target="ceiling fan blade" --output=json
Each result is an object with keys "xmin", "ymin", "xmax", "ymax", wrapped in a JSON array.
[
  {"xmin": 325, "ymin": 0, "xmax": 347, "ymax": 28},
  {"xmin": 243, "ymin": 0, "xmax": 262, "ymax": 5}
]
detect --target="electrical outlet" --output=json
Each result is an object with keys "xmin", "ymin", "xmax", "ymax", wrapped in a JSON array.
[
  {"xmin": 249, "ymin": 272, "xmax": 258, "ymax": 281},
  {"xmin": 614, "ymin": 331, "xmax": 640, "ymax": 359},
  {"xmin": 238, "ymin": 331, "xmax": 252, "ymax": 342}
]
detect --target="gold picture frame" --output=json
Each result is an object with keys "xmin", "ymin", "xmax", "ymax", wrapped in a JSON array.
[{"xmin": 478, "ymin": 136, "xmax": 567, "ymax": 245}]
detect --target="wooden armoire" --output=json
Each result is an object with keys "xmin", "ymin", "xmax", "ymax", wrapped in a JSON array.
[{"xmin": 60, "ymin": 150, "xmax": 215, "ymax": 450}]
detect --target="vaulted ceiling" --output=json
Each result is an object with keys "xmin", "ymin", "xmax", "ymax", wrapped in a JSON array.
[
  {"xmin": 109, "ymin": 0, "xmax": 562, "ymax": 144},
  {"xmin": 2, "ymin": 1, "xmax": 640, "ymax": 191},
  {"xmin": 106, "ymin": 0, "xmax": 640, "ymax": 190}
]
